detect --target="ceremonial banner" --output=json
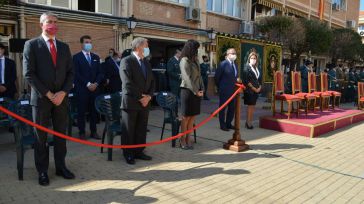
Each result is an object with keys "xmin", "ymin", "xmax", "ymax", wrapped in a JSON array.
[
  {"xmin": 241, "ymin": 41, "xmax": 264, "ymax": 78},
  {"xmin": 263, "ymin": 44, "xmax": 282, "ymax": 83},
  {"xmin": 216, "ymin": 36, "xmax": 241, "ymax": 75}
]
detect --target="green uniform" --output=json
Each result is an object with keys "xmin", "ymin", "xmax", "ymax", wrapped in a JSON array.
[{"xmin": 166, "ymin": 56, "xmax": 181, "ymax": 99}]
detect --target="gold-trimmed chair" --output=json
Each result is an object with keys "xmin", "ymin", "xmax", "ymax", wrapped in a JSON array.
[
  {"xmin": 358, "ymin": 82, "xmax": 364, "ymax": 110},
  {"xmin": 291, "ymin": 71, "xmax": 316, "ymax": 115},
  {"xmin": 321, "ymin": 72, "xmax": 341, "ymax": 110},
  {"xmin": 308, "ymin": 72, "xmax": 331, "ymax": 111},
  {"xmin": 273, "ymin": 71, "xmax": 302, "ymax": 119}
]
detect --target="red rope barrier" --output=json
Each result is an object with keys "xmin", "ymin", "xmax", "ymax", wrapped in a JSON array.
[{"xmin": 0, "ymin": 84, "xmax": 245, "ymax": 149}]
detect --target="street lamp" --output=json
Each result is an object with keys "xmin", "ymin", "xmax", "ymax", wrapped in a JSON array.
[
  {"xmin": 207, "ymin": 28, "xmax": 216, "ymax": 43},
  {"xmin": 122, "ymin": 15, "xmax": 137, "ymax": 39}
]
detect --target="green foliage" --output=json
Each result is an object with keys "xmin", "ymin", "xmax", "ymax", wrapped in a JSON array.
[
  {"xmin": 0, "ymin": 0, "xmax": 9, "ymax": 6},
  {"xmin": 303, "ymin": 19, "xmax": 333, "ymax": 55},
  {"xmin": 330, "ymin": 28, "xmax": 363, "ymax": 63}
]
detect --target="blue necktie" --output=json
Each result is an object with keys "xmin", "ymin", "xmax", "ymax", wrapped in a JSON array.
[
  {"xmin": 86, "ymin": 53, "xmax": 91, "ymax": 66},
  {"xmin": 0, "ymin": 58, "xmax": 3, "ymax": 84},
  {"xmin": 231, "ymin": 62, "xmax": 237, "ymax": 77},
  {"xmin": 139, "ymin": 59, "xmax": 147, "ymax": 79}
]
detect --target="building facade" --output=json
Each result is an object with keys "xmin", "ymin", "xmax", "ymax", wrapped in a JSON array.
[
  {"xmin": 359, "ymin": 11, "xmax": 364, "ymax": 43},
  {"xmin": 0, "ymin": 0, "xmax": 360, "ymax": 92}
]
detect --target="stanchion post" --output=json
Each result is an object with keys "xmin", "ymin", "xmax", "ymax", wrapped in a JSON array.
[{"xmin": 223, "ymin": 82, "xmax": 249, "ymax": 152}]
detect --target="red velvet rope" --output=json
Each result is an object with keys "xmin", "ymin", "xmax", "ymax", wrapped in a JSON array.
[{"xmin": 0, "ymin": 84, "xmax": 245, "ymax": 149}]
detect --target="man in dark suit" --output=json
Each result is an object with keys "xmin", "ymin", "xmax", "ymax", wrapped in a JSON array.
[
  {"xmin": 23, "ymin": 12, "xmax": 75, "ymax": 186},
  {"xmin": 120, "ymin": 37, "xmax": 154, "ymax": 165},
  {"xmin": 103, "ymin": 51, "xmax": 122, "ymax": 94},
  {"xmin": 0, "ymin": 43, "xmax": 17, "ymax": 99},
  {"xmin": 73, "ymin": 35, "xmax": 104, "ymax": 140},
  {"xmin": 300, "ymin": 60, "xmax": 313, "ymax": 93},
  {"xmin": 166, "ymin": 49, "xmax": 181, "ymax": 99},
  {"xmin": 215, "ymin": 48, "xmax": 238, "ymax": 131}
]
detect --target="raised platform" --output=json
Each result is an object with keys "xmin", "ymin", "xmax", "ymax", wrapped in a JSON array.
[{"xmin": 259, "ymin": 109, "xmax": 364, "ymax": 138}]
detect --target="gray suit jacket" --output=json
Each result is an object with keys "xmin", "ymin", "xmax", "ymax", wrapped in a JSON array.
[
  {"xmin": 119, "ymin": 54, "xmax": 155, "ymax": 110},
  {"xmin": 23, "ymin": 36, "xmax": 74, "ymax": 106}
]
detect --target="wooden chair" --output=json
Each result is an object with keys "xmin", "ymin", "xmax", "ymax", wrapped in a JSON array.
[
  {"xmin": 273, "ymin": 71, "xmax": 302, "ymax": 119},
  {"xmin": 321, "ymin": 72, "xmax": 341, "ymax": 110},
  {"xmin": 308, "ymin": 72, "xmax": 331, "ymax": 111},
  {"xmin": 291, "ymin": 71, "xmax": 316, "ymax": 115},
  {"xmin": 358, "ymin": 82, "xmax": 364, "ymax": 110}
]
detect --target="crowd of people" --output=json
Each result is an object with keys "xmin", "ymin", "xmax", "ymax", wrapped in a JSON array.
[{"xmin": 13, "ymin": 11, "xmax": 361, "ymax": 186}]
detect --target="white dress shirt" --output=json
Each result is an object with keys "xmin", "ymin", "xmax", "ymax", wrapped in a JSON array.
[
  {"xmin": 133, "ymin": 52, "xmax": 142, "ymax": 66},
  {"xmin": 41, "ymin": 33, "xmax": 57, "ymax": 52},
  {"xmin": 0, "ymin": 56, "xmax": 5, "ymax": 84}
]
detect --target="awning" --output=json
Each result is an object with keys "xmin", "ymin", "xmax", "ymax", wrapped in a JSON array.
[{"xmin": 257, "ymin": 0, "xmax": 306, "ymax": 18}]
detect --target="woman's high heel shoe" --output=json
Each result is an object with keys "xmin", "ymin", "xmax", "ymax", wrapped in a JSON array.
[
  {"xmin": 245, "ymin": 122, "xmax": 254, "ymax": 129},
  {"xmin": 179, "ymin": 139, "xmax": 189, "ymax": 150}
]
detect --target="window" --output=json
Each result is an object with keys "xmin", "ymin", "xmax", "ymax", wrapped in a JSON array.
[
  {"xmin": 207, "ymin": 0, "xmax": 242, "ymax": 18},
  {"xmin": 332, "ymin": 0, "xmax": 346, "ymax": 10},
  {"xmin": 96, "ymin": 0, "xmax": 112, "ymax": 14},
  {"xmin": 169, "ymin": 0, "xmax": 190, "ymax": 5},
  {"xmin": 28, "ymin": 0, "xmax": 69, "ymax": 8}
]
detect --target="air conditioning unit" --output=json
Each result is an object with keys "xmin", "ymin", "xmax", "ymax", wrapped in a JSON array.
[
  {"xmin": 240, "ymin": 21, "xmax": 253, "ymax": 35},
  {"xmin": 186, "ymin": 7, "xmax": 201, "ymax": 22},
  {"xmin": 346, "ymin": 20, "xmax": 356, "ymax": 29},
  {"xmin": 332, "ymin": 3, "xmax": 340, "ymax": 11}
]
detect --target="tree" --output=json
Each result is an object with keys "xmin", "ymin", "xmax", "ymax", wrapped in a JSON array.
[
  {"xmin": 330, "ymin": 28, "xmax": 363, "ymax": 64},
  {"xmin": 257, "ymin": 16, "xmax": 333, "ymax": 69}
]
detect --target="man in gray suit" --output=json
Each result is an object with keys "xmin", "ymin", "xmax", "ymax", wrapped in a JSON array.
[
  {"xmin": 120, "ymin": 37, "xmax": 155, "ymax": 165},
  {"xmin": 23, "ymin": 12, "xmax": 75, "ymax": 186}
]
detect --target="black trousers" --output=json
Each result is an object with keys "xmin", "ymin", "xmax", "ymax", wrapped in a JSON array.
[
  {"xmin": 219, "ymin": 93, "xmax": 235, "ymax": 129},
  {"xmin": 121, "ymin": 109, "xmax": 149, "ymax": 157},
  {"xmin": 77, "ymin": 92, "xmax": 98, "ymax": 134},
  {"xmin": 32, "ymin": 100, "xmax": 68, "ymax": 173}
]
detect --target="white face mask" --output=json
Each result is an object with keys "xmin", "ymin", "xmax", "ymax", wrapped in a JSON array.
[
  {"xmin": 229, "ymin": 54, "xmax": 237, "ymax": 61},
  {"xmin": 250, "ymin": 58, "xmax": 257, "ymax": 66}
]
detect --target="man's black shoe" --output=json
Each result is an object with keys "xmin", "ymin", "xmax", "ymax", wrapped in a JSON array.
[
  {"xmin": 90, "ymin": 132, "xmax": 101, "ymax": 140},
  {"xmin": 220, "ymin": 127, "xmax": 230, "ymax": 131},
  {"xmin": 227, "ymin": 125, "xmax": 235, "ymax": 130},
  {"xmin": 136, "ymin": 153, "xmax": 152, "ymax": 161},
  {"xmin": 56, "ymin": 168, "xmax": 75, "ymax": 179},
  {"xmin": 125, "ymin": 156, "xmax": 135, "ymax": 165},
  {"xmin": 38, "ymin": 172, "xmax": 49, "ymax": 186}
]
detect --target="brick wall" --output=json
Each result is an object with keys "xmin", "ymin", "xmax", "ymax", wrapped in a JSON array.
[
  {"xmin": 206, "ymin": 12, "xmax": 241, "ymax": 34},
  {"xmin": 133, "ymin": 0, "xmax": 199, "ymax": 29},
  {"xmin": 25, "ymin": 18, "xmax": 116, "ymax": 59}
]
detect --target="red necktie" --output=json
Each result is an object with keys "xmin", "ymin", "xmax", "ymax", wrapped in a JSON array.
[{"xmin": 49, "ymin": 39, "xmax": 57, "ymax": 67}]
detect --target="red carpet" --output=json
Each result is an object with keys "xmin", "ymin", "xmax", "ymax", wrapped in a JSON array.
[{"xmin": 259, "ymin": 109, "xmax": 364, "ymax": 137}]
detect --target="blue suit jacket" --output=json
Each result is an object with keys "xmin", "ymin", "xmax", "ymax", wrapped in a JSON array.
[
  {"xmin": 215, "ymin": 59, "xmax": 238, "ymax": 96},
  {"xmin": 0, "ymin": 57, "xmax": 17, "ymax": 98},
  {"xmin": 73, "ymin": 51, "xmax": 104, "ymax": 94}
]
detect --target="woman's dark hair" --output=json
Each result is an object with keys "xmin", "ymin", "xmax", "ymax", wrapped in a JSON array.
[{"xmin": 180, "ymin": 40, "xmax": 200, "ymax": 61}]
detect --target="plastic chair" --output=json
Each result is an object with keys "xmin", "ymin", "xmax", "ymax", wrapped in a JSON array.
[
  {"xmin": 9, "ymin": 99, "xmax": 53, "ymax": 180},
  {"xmin": 156, "ymin": 92, "xmax": 196, "ymax": 147},
  {"xmin": 67, "ymin": 92, "xmax": 78, "ymax": 136},
  {"xmin": 95, "ymin": 92, "xmax": 121, "ymax": 161},
  {"xmin": 0, "ymin": 97, "xmax": 13, "ymax": 128}
]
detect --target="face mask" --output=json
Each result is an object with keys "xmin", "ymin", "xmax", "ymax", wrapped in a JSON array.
[
  {"xmin": 143, "ymin": 47, "xmax": 150, "ymax": 57},
  {"xmin": 109, "ymin": 53, "xmax": 113, "ymax": 57},
  {"xmin": 42, "ymin": 24, "xmax": 58, "ymax": 36},
  {"xmin": 229, "ymin": 54, "xmax": 237, "ymax": 61},
  {"xmin": 83, "ymin": 43, "xmax": 92, "ymax": 52},
  {"xmin": 250, "ymin": 58, "xmax": 257, "ymax": 65}
]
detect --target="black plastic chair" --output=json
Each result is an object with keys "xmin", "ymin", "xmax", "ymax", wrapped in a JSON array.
[
  {"xmin": 156, "ymin": 92, "xmax": 196, "ymax": 147},
  {"xmin": 0, "ymin": 97, "xmax": 13, "ymax": 128},
  {"xmin": 9, "ymin": 99, "xmax": 53, "ymax": 180},
  {"xmin": 95, "ymin": 92, "xmax": 122, "ymax": 161},
  {"xmin": 67, "ymin": 92, "xmax": 78, "ymax": 136}
]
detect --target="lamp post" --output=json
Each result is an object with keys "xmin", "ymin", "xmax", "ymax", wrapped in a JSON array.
[
  {"xmin": 207, "ymin": 28, "xmax": 216, "ymax": 43},
  {"xmin": 122, "ymin": 15, "xmax": 137, "ymax": 39}
]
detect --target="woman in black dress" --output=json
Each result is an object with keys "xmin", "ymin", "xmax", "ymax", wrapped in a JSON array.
[
  {"xmin": 243, "ymin": 52, "xmax": 261, "ymax": 129},
  {"xmin": 179, "ymin": 40, "xmax": 204, "ymax": 149}
]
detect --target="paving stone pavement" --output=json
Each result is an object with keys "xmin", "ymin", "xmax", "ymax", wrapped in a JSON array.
[{"xmin": 0, "ymin": 98, "xmax": 363, "ymax": 204}]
